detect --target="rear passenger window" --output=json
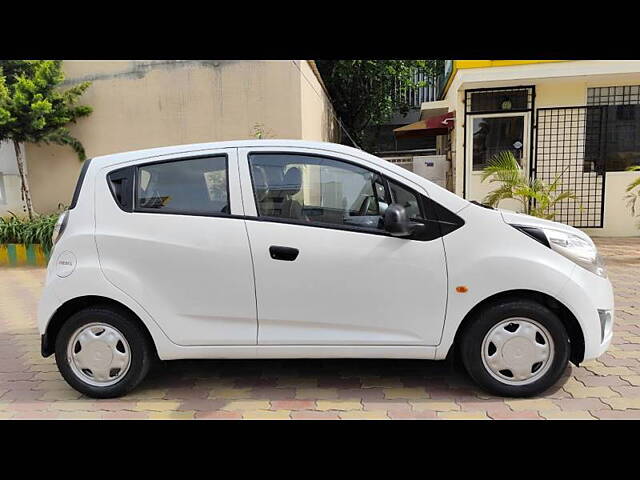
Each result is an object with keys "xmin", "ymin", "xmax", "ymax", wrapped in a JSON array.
[{"xmin": 136, "ymin": 156, "xmax": 229, "ymax": 215}]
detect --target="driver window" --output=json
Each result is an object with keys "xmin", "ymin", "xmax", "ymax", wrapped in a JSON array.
[{"xmin": 249, "ymin": 153, "xmax": 386, "ymax": 230}]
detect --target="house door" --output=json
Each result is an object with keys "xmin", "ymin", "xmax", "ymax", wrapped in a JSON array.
[{"xmin": 465, "ymin": 112, "xmax": 531, "ymax": 209}]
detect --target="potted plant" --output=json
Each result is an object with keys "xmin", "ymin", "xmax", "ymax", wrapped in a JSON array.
[{"xmin": 0, "ymin": 210, "xmax": 60, "ymax": 266}]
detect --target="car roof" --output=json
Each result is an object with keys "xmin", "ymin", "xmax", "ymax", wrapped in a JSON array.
[{"xmin": 90, "ymin": 140, "xmax": 366, "ymax": 168}]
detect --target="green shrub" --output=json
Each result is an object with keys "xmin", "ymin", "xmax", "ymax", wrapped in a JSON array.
[{"xmin": 0, "ymin": 209, "xmax": 63, "ymax": 252}]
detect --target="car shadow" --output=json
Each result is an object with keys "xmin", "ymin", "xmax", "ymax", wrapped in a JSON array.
[{"xmin": 132, "ymin": 357, "xmax": 573, "ymax": 400}]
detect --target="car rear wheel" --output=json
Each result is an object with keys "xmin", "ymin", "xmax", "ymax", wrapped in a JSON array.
[
  {"xmin": 55, "ymin": 306, "xmax": 153, "ymax": 398},
  {"xmin": 460, "ymin": 298, "xmax": 570, "ymax": 397}
]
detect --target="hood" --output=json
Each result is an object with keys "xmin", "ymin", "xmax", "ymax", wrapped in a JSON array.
[{"xmin": 498, "ymin": 209, "xmax": 593, "ymax": 243}]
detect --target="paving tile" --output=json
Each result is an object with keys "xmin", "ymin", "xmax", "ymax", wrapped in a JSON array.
[
  {"xmin": 315, "ymin": 400, "xmax": 363, "ymax": 411},
  {"xmin": 249, "ymin": 387, "xmax": 297, "ymax": 400},
  {"xmin": 12, "ymin": 411, "xmax": 59, "ymax": 420},
  {"xmin": 621, "ymin": 375, "xmax": 640, "ymax": 386},
  {"xmin": 295, "ymin": 388, "xmax": 338, "ymax": 400},
  {"xmin": 222, "ymin": 400, "xmax": 271, "ymax": 411},
  {"xmin": 576, "ymin": 375, "xmax": 632, "ymax": 387},
  {"xmin": 242, "ymin": 410, "xmax": 291, "ymax": 420},
  {"xmin": 195, "ymin": 410, "xmax": 242, "ymax": 419},
  {"xmin": 387, "ymin": 409, "xmax": 438, "ymax": 419},
  {"xmin": 339, "ymin": 410, "xmax": 388, "ymax": 420},
  {"xmin": 487, "ymin": 410, "xmax": 543, "ymax": 420},
  {"xmin": 602, "ymin": 397, "xmax": 640, "ymax": 410},
  {"xmin": 148, "ymin": 411, "xmax": 196, "ymax": 420},
  {"xmin": 291, "ymin": 410, "xmax": 341, "ymax": 420},
  {"xmin": 589, "ymin": 409, "xmax": 640, "ymax": 419},
  {"xmin": 207, "ymin": 387, "xmax": 253, "ymax": 400},
  {"xmin": 383, "ymin": 387, "xmax": 429, "ymax": 400},
  {"xmin": 102, "ymin": 411, "xmax": 150, "ymax": 420},
  {"xmin": 562, "ymin": 378, "xmax": 621, "ymax": 398},
  {"xmin": 583, "ymin": 365, "xmax": 636, "ymax": 376},
  {"xmin": 132, "ymin": 401, "xmax": 181, "ymax": 412},
  {"xmin": 504, "ymin": 399, "xmax": 560, "ymax": 412},
  {"xmin": 57, "ymin": 411, "xmax": 105, "ymax": 420},
  {"xmin": 336, "ymin": 387, "xmax": 386, "ymax": 401},
  {"xmin": 540, "ymin": 411, "xmax": 596, "ymax": 420},
  {"xmin": 552, "ymin": 398, "xmax": 611, "ymax": 411},
  {"xmin": 437, "ymin": 411, "xmax": 489, "ymax": 420},
  {"xmin": 409, "ymin": 400, "xmax": 460, "ymax": 412},
  {"xmin": 270, "ymin": 400, "xmax": 315, "ymax": 410}
]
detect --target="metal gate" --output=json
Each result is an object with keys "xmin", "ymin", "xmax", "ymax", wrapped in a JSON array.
[{"xmin": 534, "ymin": 106, "xmax": 606, "ymax": 228}]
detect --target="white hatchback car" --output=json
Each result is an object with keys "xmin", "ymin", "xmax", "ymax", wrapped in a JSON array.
[{"xmin": 38, "ymin": 140, "xmax": 614, "ymax": 398}]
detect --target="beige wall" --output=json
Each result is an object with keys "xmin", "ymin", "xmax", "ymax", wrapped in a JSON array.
[
  {"xmin": 582, "ymin": 171, "xmax": 640, "ymax": 237},
  {"xmin": 299, "ymin": 61, "xmax": 340, "ymax": 143},
  {"xmin": 18, "ymin": 60, "xmax": 337, "ymax": 214},
  {"xmin": 442, "ymin": 62, "xmax": 640, "ymax": 236}
]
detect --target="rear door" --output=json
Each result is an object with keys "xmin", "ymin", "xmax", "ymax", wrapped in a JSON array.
[{"xmin": 95, "ymin": 148, "xmax": 257, "ymax": 346}]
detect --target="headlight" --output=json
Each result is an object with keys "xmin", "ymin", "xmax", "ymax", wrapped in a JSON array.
[
  {"xmin": 52, "ymin": 210, "xmax": 69, "ymax": 246},
  {"xmin": 541, "ymin": 228, "xmax": 607, "ymax": 278}
]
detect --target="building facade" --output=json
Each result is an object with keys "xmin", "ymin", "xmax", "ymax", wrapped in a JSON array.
[
  {"xmin": 417, "ymin": 60, "xmax": 640, "ymax": 237},
  {"xmin": 0, "ymin": 60, "xmax": 339, "ymax": 216}
]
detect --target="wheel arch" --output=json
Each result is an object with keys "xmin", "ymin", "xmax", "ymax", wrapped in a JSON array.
[
  {"xmin": 41, "ymin": 295, "xmax": 158, "ymax": 359},
  {"xmin": 449, "ymin": 289, "xmax": 585, "ymax": 366}
]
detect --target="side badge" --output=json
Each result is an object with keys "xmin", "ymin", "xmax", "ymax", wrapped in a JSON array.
[{"xmin": 56, "ymin": 251, "xmax": 77, "ymax": 278}]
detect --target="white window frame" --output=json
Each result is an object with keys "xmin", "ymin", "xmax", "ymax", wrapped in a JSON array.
[{"xmin": 465, "ymin": 111, "xmax": 531, "ymax": 197}]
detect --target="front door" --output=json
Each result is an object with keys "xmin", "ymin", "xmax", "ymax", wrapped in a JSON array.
[
  {"xmin": 465, "ymin": 112, "xmax": 530, "ymax": 208},
  {"xmin": 238, "ymin": 147, "xmax": 449, "ymax": 346}
]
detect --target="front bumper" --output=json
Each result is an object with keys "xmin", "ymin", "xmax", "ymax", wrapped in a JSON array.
[{"xmin": 557, "ymin": 265, "xmax": 615, "ymax": 363}]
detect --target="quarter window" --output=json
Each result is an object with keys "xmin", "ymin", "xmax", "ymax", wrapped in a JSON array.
[
  {"xmin": 136, "ymin": 156, "xmax": 229, "ymax": 215},
  {"xmin": 249, "ymin": 153, "xmax": 390, "ymax": 230},
  {"xmin": 388, "ymin": 179, "xmax": 425, "ymax": 220}
]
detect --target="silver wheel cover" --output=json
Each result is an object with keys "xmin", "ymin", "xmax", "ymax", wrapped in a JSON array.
[
  {"xmin": 67, "ymin": 322, "xmax": 132, "ymax": 387},
  {"xmin": 481, "ymin": 317, "xmax": 555, "ymax": 386}
]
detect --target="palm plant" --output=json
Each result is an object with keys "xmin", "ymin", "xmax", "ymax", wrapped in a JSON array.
[
  {"xmin": 625, "ymin": 165, "xmax": 640, "ymax": 222},
  {"xmin": 481, "ymin": 151, "xmax": 578, "ymax": 220}
]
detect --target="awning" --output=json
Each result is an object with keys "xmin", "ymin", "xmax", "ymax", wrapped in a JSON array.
[{"xmin": 394, "ymin": 111, "xmax": 455, "ymax": 138}]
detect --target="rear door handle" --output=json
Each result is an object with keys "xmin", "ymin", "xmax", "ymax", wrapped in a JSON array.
[{"xmin": 269, "ymin": 245, "xmax": 299, "ymax": 261}]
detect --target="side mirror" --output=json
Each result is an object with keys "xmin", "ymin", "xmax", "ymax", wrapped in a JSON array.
[{"xmin": 383, "ymin": 203, "xmax": 412, "ymax": 237}]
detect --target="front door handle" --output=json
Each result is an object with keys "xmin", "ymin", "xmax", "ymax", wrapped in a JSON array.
[{"xmin": 269, "ymin": 245, "xmax": 299, "ymax": 261}]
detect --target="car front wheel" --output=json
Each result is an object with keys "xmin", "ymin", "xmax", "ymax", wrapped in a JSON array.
[
  {"xmin": 55, "ymin": 306, "xmax": 153, "ymax": 398},
  {"xmin": 460, "ymin": 298, "xmax": 570, "ymax": 397}
]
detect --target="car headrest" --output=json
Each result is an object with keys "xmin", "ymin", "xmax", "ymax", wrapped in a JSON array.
[{"xmin": 281, "ymin": 167, "xmax": 302, "ymax": 195}]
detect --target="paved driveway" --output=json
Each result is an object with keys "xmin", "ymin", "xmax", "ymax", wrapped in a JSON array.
[{"xmin": 1, "ymin": 237, "xmax": 638, "ymax": 420}]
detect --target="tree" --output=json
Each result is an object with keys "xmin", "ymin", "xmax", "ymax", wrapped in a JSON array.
[
  {"xmin": 315, "ymin": 60, "xmax": 443, "ymax": 151},
  {"xmin": 0, "ymin": 60, "xmax": 92, "ymax": 219},
  {"xmin": 481, "ymin": 151, "xmax": 578, "ymax": 220}
]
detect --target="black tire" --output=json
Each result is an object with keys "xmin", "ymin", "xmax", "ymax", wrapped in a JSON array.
[
  {"xmin": 460, "ymin": 298, "xmax": 570, "ymax": 398},
  {"xmin": 55, "ymin": 306, "xmax": 153, "ymax": 399}
]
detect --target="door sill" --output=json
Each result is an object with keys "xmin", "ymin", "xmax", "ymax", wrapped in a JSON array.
[{"xmin": 159, "ymin": 344, "xmax": 438, "ymax": 360}]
